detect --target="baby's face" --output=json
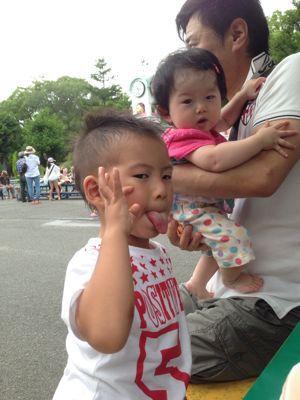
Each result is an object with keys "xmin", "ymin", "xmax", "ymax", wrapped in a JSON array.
[{"xmin": 168, "ymin": 68, "xmax": 222, "ymax": 132}]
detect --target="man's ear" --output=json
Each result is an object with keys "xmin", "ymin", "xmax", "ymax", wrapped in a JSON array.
[
  {"xmin": 229, "ymin": 18, "xmax": 248, "ymax": 52},
  {"xmin": 157, "ymin": 106, "xmax": 172, "ymax": 124},
  {"xmin": 83, "ymin": 175, "xmax": 103, "ymax": 208}
]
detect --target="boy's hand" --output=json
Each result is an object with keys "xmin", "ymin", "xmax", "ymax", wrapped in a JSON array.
[
  {"xmin": 98, "ymin": 167, "xmax": 141, "ymax": 235},
  {"xmin": 256, "ymin": 121, "xmax": 297, "ymax": 158},
  {"xmin": 242, "ymin": 77, "xmax": 266, "ymax": 100}
]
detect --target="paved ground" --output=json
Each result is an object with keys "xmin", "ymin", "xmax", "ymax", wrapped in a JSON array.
[{"xmin": 0, "ymin": 199, "xmax": 199, "ymax": 400}]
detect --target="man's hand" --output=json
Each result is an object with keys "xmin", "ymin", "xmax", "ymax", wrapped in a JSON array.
[{"xmin": 167, "ymin": 218, "xmax": 208, "ymax": 251}]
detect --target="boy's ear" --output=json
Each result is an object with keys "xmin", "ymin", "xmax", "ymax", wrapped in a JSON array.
[
  {"xmin": 156, "ymin": 106, "xmax": 172, "ymax": 124},
  {"xmin": 83, "ymin": 175, "xmax": 103, "ymax": 208},
  {"xmin": 229, "ymin": 18, "xmax": 248, "ymax": 52}
]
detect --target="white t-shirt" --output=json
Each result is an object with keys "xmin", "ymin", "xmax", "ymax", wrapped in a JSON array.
[
  {"xmin": 53, "ymin": 238, "xmax": 191, "ymax": 400},
  {"xmin": 24, "ymin": 154, "xmax": 40, "ymax": 178},
  {"xmin": 211, "ymin": 52, "xmax": 300, "ymax": 318}
]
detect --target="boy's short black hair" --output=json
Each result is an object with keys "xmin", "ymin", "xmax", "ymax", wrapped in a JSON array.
[
  {"xmin": 73, "ymin": 110, "xmax": 164, "ymax": 201},
  {"xmin": 176, "ymin": 0, "xmax": 269, "ymax": 57},
  {"xmin": 151, "ymin": 48, "xmax": 227, "ymax": 113}
]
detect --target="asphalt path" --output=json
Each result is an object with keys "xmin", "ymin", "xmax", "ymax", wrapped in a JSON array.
[{"xmin": 0, "ymin": 199, "xmax": 199, "ymax": 400}]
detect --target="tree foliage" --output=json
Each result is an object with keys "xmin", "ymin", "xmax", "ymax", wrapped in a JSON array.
[
  {"xmin": 0, "ymin": 58, "xmax": 131, "ymax": 174},
  {"xmin": 0, "ymin": 112, "xmax": 22, "ymax": 172},
  {"xmin": 268, "ymin": 0, "xmax": 300, "ymax": 63},
  {"xmin": 23, "ymin": 109, "xmax": 66, "ymax": 166}
]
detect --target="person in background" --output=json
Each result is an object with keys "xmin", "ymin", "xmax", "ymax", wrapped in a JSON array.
[
  {"xmin": 16, "ymin": 151, "xmax": 28, "ymax": 202},
  {"xmin": 53, "ymin": 111, "xmax": 191, "ymax": 400},
  {"xmin": 167, "ymin": 0, "xmax": 300, "ymax": 383},
  {"xmin": 24, "ymin": 146, "xmax": 41, "ymax": 205},
  {"xmin": 152, "ymin": 47, "xmax": 295, "ymax": 298},
  {"xmin": 0, "ymin": 170, "xmax": 16, "ymax": 199},
  {"xmin": 45, "ymin": 157, "xmax": 61, "ymax": 201}
]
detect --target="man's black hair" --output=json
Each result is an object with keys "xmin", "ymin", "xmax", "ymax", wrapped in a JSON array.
[{"xmin": 176, "ymin": 0, "xmax": 269, "ymax": 57}]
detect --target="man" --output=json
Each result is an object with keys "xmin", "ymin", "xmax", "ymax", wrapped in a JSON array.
[
  {"xmin": 168, "ymin": 0, "xmax": 300, "ymax": 383},
  {"xmin": 24, "ymin": 146, "xmax": 41, "ymax": 205},
  {"xmin": 16, "ymin": 151, "xmax": 27, "ymax": 202}
]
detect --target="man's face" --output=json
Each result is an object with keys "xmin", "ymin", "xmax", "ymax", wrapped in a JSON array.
[{"xmin": 185, "ymin": 14, "xmax": 232, "ymax": 91}]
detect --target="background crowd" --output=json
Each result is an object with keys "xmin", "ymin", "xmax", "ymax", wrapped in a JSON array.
[{"xmin": 0, "ymin": 145, "xmax": 75, "ymax": 203}]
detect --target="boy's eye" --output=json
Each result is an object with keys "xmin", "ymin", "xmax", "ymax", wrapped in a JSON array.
[
  {"xmin": 133, "ymin": 173, "xmax": 148, "ymax": 179},
  {"xmin": 163, "ymin": 174, "xmax": 172, "ymax": 181},
  {"xmin": 182, "ymin": 99, "xmax": 192, "ymax": 105}
]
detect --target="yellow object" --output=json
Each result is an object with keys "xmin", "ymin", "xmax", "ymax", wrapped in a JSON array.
[{"xmin": 187, "ymin": 378, "xmax": 256, "ymax": 400}]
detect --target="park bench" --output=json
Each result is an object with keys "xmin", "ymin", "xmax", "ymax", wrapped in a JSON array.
[
  {"xmin": 40, "ymin": 182, "xmax": 82, "ymax": 199},
  {"xmin": 11, "ymin": 178, "xmax": 82, "ymax": 200}
]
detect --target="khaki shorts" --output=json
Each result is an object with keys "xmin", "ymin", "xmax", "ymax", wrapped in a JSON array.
[{"xmin": 179, "ymin": 284, "xmax": 300, "ymax": 383}]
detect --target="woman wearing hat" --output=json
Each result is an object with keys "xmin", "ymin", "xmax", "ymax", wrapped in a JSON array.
[
  {"xmin": 24, "ymin": 146, "xmax": 41, "ymax": 204},
  {"xmin": 44, "ymin": 157, "xmax": 61, "ymax": 200}
]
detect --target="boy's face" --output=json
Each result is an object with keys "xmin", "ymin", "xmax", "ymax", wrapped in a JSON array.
[
  {"xmin": 107, "ymin": 135, "xmax": 173, "ymax": 248},
  {"xmin": 167, "ymin": 68, "xmax": 222, "ymax": 132}
]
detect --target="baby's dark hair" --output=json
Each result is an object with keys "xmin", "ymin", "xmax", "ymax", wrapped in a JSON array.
[
  {"xmin": 151, "ymin": 48, "xmax": 227, "ymax": 113},
  {"xmin": 73, "ymin": 110, "xmax": 164, "ymax": 202}
]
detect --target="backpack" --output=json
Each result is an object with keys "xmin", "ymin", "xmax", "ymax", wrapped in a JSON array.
[{"xmin": 21, "ymin": 162, "xmax": 28, "ymax": 174}]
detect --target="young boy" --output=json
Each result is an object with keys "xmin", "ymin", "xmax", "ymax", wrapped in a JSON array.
[{"xmin": 53, "ymin": 111, "xmax": 191, "ymax": 399}]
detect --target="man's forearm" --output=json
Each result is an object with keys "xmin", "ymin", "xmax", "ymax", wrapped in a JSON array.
[{"xmin": 173, "ymin": 150, "xmax": 295, "ymax": 199}]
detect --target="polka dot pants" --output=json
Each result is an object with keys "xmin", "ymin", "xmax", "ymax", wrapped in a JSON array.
[{"xmin": 172, "ymin": 203, "xmax": 255, "ymax": 268}]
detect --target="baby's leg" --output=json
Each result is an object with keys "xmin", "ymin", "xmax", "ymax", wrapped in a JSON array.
[
  {"xmin": 185, "ymin": 255, "xmax": 218, "ymax": 299},
  {"xmin": 220, "ymin": 266, "xmax": 263, "ymax": 293}
]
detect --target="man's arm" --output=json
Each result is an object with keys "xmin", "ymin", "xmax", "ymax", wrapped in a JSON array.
[{"xmin": 173, "ymin": 119, "xmax": 300, "ymax": 199}]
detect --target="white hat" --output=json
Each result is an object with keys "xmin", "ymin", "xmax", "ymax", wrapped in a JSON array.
[
  {"xmin": 48, "ymin": 157, "xmax": 55, "ymax": 163},
  {"xmin": 25, "ymin": 146, "xmax": 36, "ymax": 154}
]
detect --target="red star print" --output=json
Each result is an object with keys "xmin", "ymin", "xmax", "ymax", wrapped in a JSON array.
[
  {"xmin": 131, "ymin": 264, "xmax": 139, "ymax": 274},
  {"xmin": 140, "ymin": 273, "xmax": 149, "ymax": 283},
  {"xmin": 130, "ymin": 256, "xmax": 133, "ymax": 262},
  {"xmin": 151, "ymin": 271, "xmax": 158, "ymax": 279},
  {"xmin": 139, "ymin": 262, "xmax": 146, "ymax": 269},
  {"xmin": 159, "ymin": 257, "xmax": 165, "ymax": 264},
  {"xmin": 159, "ymin": 268, "xmax": 165, "ymax": 276},
  {"xmin": 150, "ymin": 258, "xmax": 157, "ymax": 266}
]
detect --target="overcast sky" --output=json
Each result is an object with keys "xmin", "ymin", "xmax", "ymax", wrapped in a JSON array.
[{"xmin": 0, "ymin": 0, "xmax": 294, "ymax": 101}]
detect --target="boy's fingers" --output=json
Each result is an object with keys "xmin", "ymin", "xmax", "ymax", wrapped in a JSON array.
[
  {"xmin": 129, "ymin": 203, "xmax": 142, "ymax": 218},
  {"xmin": 111, "ymin": 168, "xmax": 122, "ymax": 197},
  {"xmin": 122, "ymin": 186, "xmax": 134, "ymax": 196}
]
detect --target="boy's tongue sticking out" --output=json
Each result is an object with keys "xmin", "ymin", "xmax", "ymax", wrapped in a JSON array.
[{"xmin": 147, "ymin": 211, "xmax": 169, "ymax": 234}]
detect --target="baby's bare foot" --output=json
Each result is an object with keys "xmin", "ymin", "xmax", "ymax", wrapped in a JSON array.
[
  {"xmin": 185, "ymin": 281, "xmax": 214, "ymax": 300},
  {"xmin": 223, "ymin": 273, "xmax": 263, "ymax": 293}
]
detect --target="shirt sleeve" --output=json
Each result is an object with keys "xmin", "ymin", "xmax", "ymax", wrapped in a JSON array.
[
  {"xmin": 253, "ymin": 53, "xmax": 300, "ymax": 127},
  {"xmin": 61, "ymin": 242, "xmax": 99, "ymax": 339},
  {"xmin": 164, "ymin": 128, "xmax": 226, "ymax": 160}
]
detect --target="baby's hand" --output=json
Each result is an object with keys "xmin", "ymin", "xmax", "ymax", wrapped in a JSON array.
[
  {"xmin": 257, "ymin": 121, "xmax": 297, "ymax": 157},
  {"xmin": 98, "ymin": 167, "xmax": 141, "ymax": 236},
  {"xmin": 242, "ymin": 77, "xmax": 266, "ymax": 101}
]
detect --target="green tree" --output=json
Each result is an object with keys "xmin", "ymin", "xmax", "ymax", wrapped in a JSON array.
[
  {"xmin": 0, "ymin": 112, "xmax": 22, "ymax": 173},
  {"xmin": 91, "ymin": 58, "xmax": 131, "ymax": 109},
  {"xmin": 91, "ymin": 58, "xmax": 115, "ymax": 88},
  {"xmin": 0, "ymin": 58, "xmax": 131, "ymax": 171},
  {"xmin": 268, "ymin": 0, "xmax": 300, "ymax": 63},
  {"xmin": 23, "ymin": 109, "xmax": 66, "ymax": 166}
]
